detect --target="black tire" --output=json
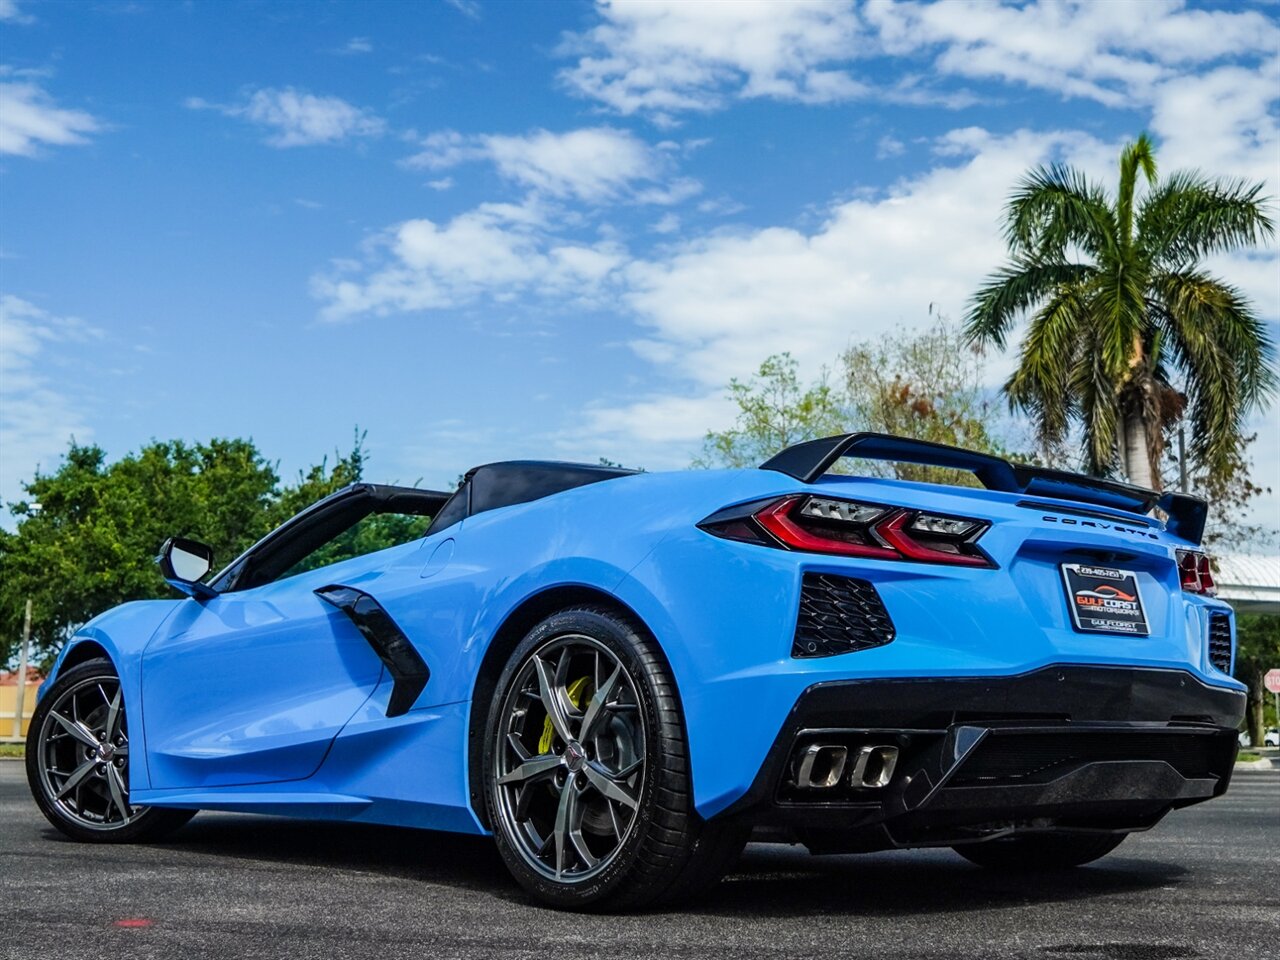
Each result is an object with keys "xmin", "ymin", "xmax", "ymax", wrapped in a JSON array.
[
  {"xmin": 26, "ymin": 659, "xmax": 196, "ymax": 844},
  {"xmin": 482, "ymin": 605, "xmax": 746, "ymax": 911},
  {"xmin": 953, "ymin": 832, "xmax": 1127, "ymax": 870}
]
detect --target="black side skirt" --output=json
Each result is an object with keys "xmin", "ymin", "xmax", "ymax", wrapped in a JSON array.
[{"xmin": 315, "ymin": 585, "xmax": 429, "ymax": 718}]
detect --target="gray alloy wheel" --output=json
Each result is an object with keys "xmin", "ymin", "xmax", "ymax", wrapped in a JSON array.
[
  {"xmin": 492, "ymin": 633, "xmax": 646, "ymax": 883},
  {"xmin": 483, "ymin": 605, "xmax": 749, "ymax": 911},
  {"xmin": 34, "ymin": 673, "xmax": 143, "ymax": 831},
  {"xmin": 27, "ymin": 659, "xmax": 195, "ymax": 843}
]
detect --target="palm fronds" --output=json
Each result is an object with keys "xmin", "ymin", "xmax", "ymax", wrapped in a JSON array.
[{"xmin": 965, "ymin": 135, "xmax": 1275, "ymax": 488}]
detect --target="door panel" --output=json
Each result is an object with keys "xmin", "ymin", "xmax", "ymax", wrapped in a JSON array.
[{"xmin": 141, "ymin": 585, "xmax": 384, "ymax": 789}]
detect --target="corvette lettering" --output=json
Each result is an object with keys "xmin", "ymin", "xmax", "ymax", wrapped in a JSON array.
[{"xmin": 1041, "ymin": 515, "xmax": 1159, "ymax": 540}]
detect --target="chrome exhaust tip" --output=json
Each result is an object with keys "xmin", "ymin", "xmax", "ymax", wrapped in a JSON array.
[
  {"xmin": 851, "ymin": 745, "xmax": 899, "ymax": 788},
  {"xmin": 794, "ymin": 744, "xmax": 849, "ymax": 789}
]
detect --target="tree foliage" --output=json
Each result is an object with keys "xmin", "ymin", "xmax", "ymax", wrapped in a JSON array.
[
  {"xmin": 694, "ymin": 353, "xmax": 846, "ymax": 469},
  {"xmin": 965, "ymin": 133, "xmax": 1275, "ymax": 491},
  {"xmin": 697, "ymin": 321, "xmax": 1012, "ymax": 478},
  {"xmin": 1235, "ymin": 613, "xmax": 1280, "ymax": 746},
  {"xmin": 0, "ymin": 432, "xmax": 426, "ymax": 668},
  {"xmin": 1167, "ymin": 432, "xmax": 1276, "ymax": 553},
  {"xmin": 841, "ymin": 320, "xmax": 1012, "ymax": 484}
]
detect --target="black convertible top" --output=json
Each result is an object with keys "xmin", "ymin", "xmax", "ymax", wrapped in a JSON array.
[{"xmin": 429, "ymin": 461, "xmax": 637, "ymax": 534}]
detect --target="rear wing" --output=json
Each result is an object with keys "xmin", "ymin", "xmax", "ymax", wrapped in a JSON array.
[{"xmin": 759, "ymin": 433, "xmax": 1208, "ymax": 545}]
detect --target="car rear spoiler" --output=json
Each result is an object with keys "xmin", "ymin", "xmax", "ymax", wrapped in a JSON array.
[{"xmin": 759, "ymin": 433, "xmax": 1208, "ymax": 545}]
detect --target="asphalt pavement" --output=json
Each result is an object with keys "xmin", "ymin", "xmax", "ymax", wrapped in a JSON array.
[{"xmin": 1, "ymin": 761, "xmax": 1277, "ymax": 960}]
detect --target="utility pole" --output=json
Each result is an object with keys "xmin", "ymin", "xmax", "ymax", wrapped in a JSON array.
[
  {"xmin": 1177, "ymin": 426, "xmax": 1188, "ymax": 492},
  {"xmin": 12, "ymin": 599, "xmax": 31, "ymax": 740}
]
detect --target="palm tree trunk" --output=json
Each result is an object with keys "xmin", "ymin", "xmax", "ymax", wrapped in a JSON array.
[{"xmin": 1122, "ymin": 410, "xmax": 1154, "ymax": 488}]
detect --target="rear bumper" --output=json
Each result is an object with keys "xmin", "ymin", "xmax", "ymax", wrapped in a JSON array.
[{"xmin": 717, "ymin": 665, "xmax": 1244, "ymax": 852}]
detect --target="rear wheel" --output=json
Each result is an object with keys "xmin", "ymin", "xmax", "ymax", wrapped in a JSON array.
[
  {"xmin": 953, "ymin": 832, "xmax": 1127, "ymax": 870},
  {"xmin": 26, "ymin": 659, "xmax": 195, "ymax": 843},
  {"xmin": 482, "ymin": 605, "xmax": 745, "ymax": 910}
]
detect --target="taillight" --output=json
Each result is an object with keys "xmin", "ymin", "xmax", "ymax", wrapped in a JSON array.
[
  {"xmin": 1177, "ymin": 549, "xmax": 1217, "ymax": 595},
  {"xmin": 699, "ymin": 494, "xmax": 994, "ymax": 568}
]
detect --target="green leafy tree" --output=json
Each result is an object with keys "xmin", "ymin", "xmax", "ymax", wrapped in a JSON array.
[
  {"xmin": 0, "ymin": 439, "xmax": 279, "ymax": 667},
  {"xmin": 0, "ymin": 431, "xmax": 430, "ymax": 668},
  {"xmin": 695, "ymin": 353, "xmax": 845, "ymax": 469},
  {"xmin": 841, "ymin": 319, "xmax": 1012, "ymax": 485},
  {"xmin": 697, "ymin": 323, "xmax": 1013, "ymax": 476},
  {"xmin": 965, "ymin": 133, "xmax": 1275, "ymax": 490},
  {"xmin": 1235, "ymin": 613, "xmax": 1280, "ymax": 747},
  {"xmin": 273, "ymin": 432, "xmax": 429, "ymax": 577}
]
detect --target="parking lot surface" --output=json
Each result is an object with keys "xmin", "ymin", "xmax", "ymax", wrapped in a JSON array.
[{"xmin": 2, "ymin": 762, "xmax": 1277, "ymax": 960}]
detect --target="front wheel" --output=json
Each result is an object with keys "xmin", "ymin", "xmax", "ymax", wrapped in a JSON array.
[
  {"xmin": 482, "ymin": 605, "xmax": 745, "ymax": 910},
  {"xmin": 953, "ymin": 832, "xmax": 1127, "ymax": 870},
  {"xmin": 26, "ymin": 659, "xmax": 195, "ymax": 843}
]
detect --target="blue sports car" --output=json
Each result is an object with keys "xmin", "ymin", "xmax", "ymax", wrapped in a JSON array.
[{"xmin": 26, "ymin": 433, "xmax": 1244, "ymax": 909}]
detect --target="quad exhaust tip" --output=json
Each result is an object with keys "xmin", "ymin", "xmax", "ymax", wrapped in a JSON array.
[
  {"xmin": 795, "ymin": 744, "xmax": 848, "ymax": 789},
  {"xmin": 852, "ymin": 744, "xmax": 899, "ymax": 788},
  {"xmin": 795, "ymin": 743, "xmax": 899, "ymax": 789}
]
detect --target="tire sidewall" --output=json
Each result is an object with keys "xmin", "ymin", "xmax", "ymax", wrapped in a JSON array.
[{"xmin": 482, "ymin": 607, "xmax": 681, "ymax": 908}]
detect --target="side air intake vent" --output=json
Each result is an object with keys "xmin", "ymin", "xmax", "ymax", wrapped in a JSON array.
[
  {"xmin": 1208, "ymin": 613, "xmax": 1232, "ymax": 674},
  {"xmin": 793, "ymin": 573, "xmax": 895, "ymax": 658}
]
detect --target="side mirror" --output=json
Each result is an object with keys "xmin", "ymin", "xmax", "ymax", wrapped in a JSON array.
[{"xmin": 157, "ymin": 537, "xmax": 217, "ymax": 599}]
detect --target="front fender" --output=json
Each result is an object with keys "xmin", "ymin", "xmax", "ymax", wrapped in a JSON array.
[{"xmin": 41, "ymin": 600, "xmax": 183, "ymax": 791}]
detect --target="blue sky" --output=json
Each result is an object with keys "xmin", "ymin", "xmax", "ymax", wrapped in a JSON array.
[{"xmin": 2, "ymin": 0, "xmax": 1277, "ymax": 527}]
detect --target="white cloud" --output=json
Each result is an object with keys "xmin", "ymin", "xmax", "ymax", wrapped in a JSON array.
[
  {"xmin": 876, "ymin": 134, "xmax": 904, "ymax": 159},
  {"xmin": 551, "ymin": 392, "xmax": 735, "ymax": 470},
  {"xmin": 619, "ymin": 127, "xmax": 1094, "ymax": 391},
  {"xmin": 559, "ymin": 0, "xmax": 864, "ymax": 120},
  {"xmin": 426, "ymin": 176, "xmax": 454, "ymax": 191},
  {"xmin": 0, "ymin": 0, "xmax": 34, "ymax": 24},
  {"xmin": 561, "ymin": 0, "xmax": 1279, "ymax": 125},
  {"xmin": 444, "ymin": 0, "xmax": 481, "ymax": 20},
  {"xmin": 864, "ymin": 0, "xmax": 1280, "ymax": 111},
  {"xmin": 0, "ymin": 80, "xmax": 101, "ymax": 156},
  {"xmin": 0, "ymin": 295, "xmax": 100, "ymax": 507},
  {"xmin": 575, "ymin": 125, "xmax": 1278, "ymax": 503},
  {"xmin": 651, "ymin": 212, "xmax": 680, "ymax": 234},
  {"xmin": 340, "ymin": 37, "xmax": 373, "ymax": 55},
  {"xmin": 186, "ymin": 87, "xmax": 385, "ymax": 148},
  {"xmin": 311, "ymin": 200, "xmax": 626, "ymax": 320},
  {"xmin": 405, "ymin": 126, "xmax": 700, "ymax": 205}
]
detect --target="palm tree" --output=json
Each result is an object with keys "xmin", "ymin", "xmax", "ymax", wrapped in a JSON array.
[{"xmin": 965, "ymin": 134, "xmax": 1275, "ymax": 490}]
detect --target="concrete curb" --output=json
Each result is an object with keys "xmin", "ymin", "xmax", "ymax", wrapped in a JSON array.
[{"xmin": 1234, "ymin": 757, "xmax": 1277, "ymax": 770}]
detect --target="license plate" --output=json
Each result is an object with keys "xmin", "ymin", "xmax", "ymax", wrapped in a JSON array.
[{"xmin": 1061, "ymin": 564, "xmax": 1149, "ymax": 636}]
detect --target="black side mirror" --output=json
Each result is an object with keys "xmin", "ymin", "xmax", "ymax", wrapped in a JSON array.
[{"xmin": 157, "ymin": 537, "xmax": 217, "ymax": 599}]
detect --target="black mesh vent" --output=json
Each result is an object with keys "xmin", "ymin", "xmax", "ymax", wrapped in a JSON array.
[
  {"xmin": 793, "ymin": 573, "xmax": 895, "ymax": 658},
  {"xmin": 1208, "ymin": 613, "xmax": 1232, "ymax": 674},
  {"xmin": 952, "ymin": 730, "xmax": 1227, "ymax": 786}
]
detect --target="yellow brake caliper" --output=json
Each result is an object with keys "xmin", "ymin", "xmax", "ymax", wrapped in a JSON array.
[{"xmin": 539, "ymin": 676, "xmax": 591, "ymax": 754}]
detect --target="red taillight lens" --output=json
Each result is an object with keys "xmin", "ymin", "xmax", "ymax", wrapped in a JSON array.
[
  {"xmin": 1177, "ymin": 549, "xmax": 1216, "ymax": 595},
  {"xmin": 755, "ymin": 497, "xmax": 899, "ymax": 560},
  {"xmin": 876, "ymin": 510, "xmax": 992, "ymax": 567},
  {"xmin": 701, "ymin": 494, "xmax": 993, "ymax": 567},
  {"xmin": 1196, "ymin": 554, "xmax": 1216, "ymax": 594}
]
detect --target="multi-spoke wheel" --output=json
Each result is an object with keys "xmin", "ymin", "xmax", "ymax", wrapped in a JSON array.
[
  {"xmin": 493, "ymin": 634, "xmax": 645, "ymax": 882},
  {"xmin": 27, "ymin": 659, "xmax": 195, "ymax": 843},
  {"xmin": 483, "ymin": 605, "xmax": 746, "ymax": 910}
]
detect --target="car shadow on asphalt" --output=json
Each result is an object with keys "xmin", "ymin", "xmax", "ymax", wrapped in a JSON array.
[
  {"xmin": 156, "ymin": 814, "xmax": 510, "ymax": 890},
  {"xmin": 693, "ymin": 844, "xmax": 1188, "ymax": 918},
  {"xmin": 121, "ymin": 813, "xmax": 1187, "ymax": 917}
]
